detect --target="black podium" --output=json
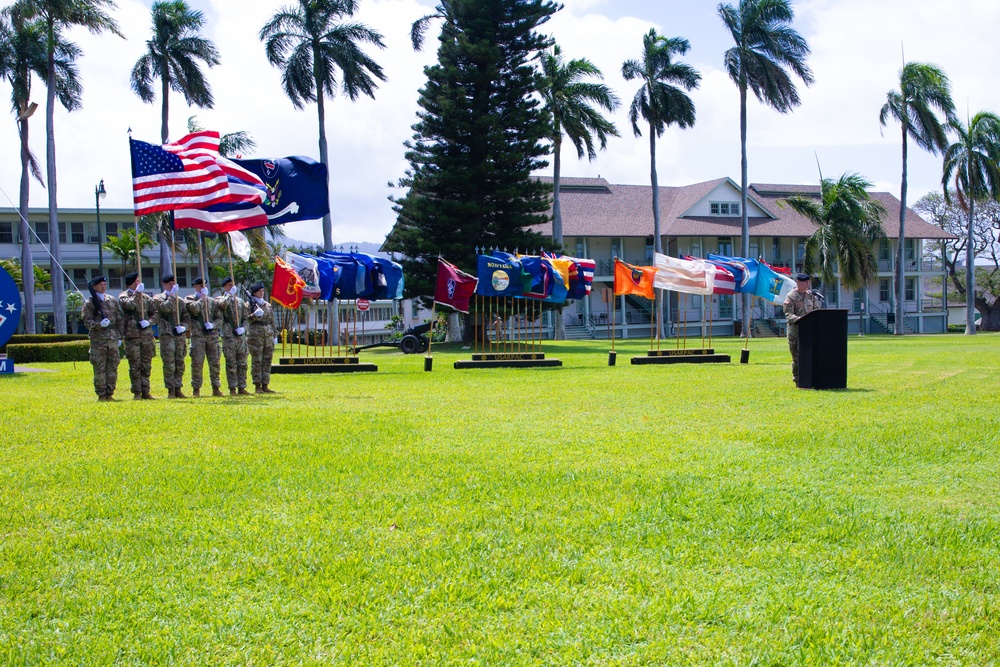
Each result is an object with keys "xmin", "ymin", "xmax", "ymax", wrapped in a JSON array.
[{"xmin": 798, "ymin": 309, "xmax": 848, "ymax": 390}]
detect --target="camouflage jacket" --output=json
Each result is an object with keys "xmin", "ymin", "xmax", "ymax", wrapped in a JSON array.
[
  {"xmin": 217, "ymin": 294, "xmax": 249, "ymax": 338},
  {"xmin": 248, "ymin": 299, "xmax": 275, "ymax": 338},
  {"xmin": 185, "ymin": 293, "xmax": 224, "ymax": 337},
  {"xmin": 153, "ymin": 292, "xmax": 191, "ymax": 337},
  {"xmin": 118, "ymin": 290, "xmax": 156, "ymax": 340},
  {"xmin": 783, "ymin": 289, "xmax": 823, "ymax": 334},
  {"xmin": 82, "ymin": 293, "xmax": 124, "ymax": 342}
]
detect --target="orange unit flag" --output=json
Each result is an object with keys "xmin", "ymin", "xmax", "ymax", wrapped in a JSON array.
[
  {"xmin": 271, "ymin": 255, "xmax": 307, "ymax": 309},
  {"xmin": 613, "ymin": 259, "xmax": 656, "ymax": 299}
]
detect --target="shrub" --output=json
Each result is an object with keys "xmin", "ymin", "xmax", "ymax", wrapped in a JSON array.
[{"xmin": 6, "ymin": 340, "xmax": 91, "ymax": 363}]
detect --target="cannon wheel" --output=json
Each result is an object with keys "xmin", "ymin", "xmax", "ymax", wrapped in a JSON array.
[
  {"xmin": 399, "ymin": 335, "xmax": 421, "ymax": 354},
  {"xmin": 417, "ymin": 335, "xmax": 429, "ymax": 353}
]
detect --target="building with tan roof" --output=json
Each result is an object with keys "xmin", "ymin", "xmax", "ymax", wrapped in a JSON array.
[{"xmin": 539, "ymin": 176, "xmax": 953, "ymax": 338}]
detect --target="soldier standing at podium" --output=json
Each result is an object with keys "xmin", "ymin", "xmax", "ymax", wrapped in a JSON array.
[{"xmin": 783, "ymin": 273, "xmax": 822, "ymax": 385}]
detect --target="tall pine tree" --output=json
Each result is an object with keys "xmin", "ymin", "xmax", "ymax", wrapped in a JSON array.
[{"xmin": 387, "ymin": 0, "xmax": 558, "ymax": 305}]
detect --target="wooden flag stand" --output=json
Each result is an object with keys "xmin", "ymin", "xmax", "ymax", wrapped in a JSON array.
[
  {"xmin": 271, "ymin": 298, "xmax": 377, "ymax": 374},
  {"xmin": 454, "ymin": 295, "xmax": 561, "ymax": 369},
  {"xmin": 631, "ymin": 293, "xmax": 730, "ymax": 365}
]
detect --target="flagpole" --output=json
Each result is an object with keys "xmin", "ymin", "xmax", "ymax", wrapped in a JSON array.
[
  {"xmin": 649, "ymin": 292, "xmax": 655, "ymax": 351},
  {"xmin": 225, "ymin": 232, "xmax": 239, "ymax": 332},
  {"xmin": 134, "ymin": 215, "xmax": 145, "ymax": 320},
  {"xmin": 425, "ymin": 304, "xmax": 435, "ymax": 371},
  {"xmin": 197, "ymin": 231, "xmax": 209, "ymax": 325},
  {"xmin": 170, "ymin": 219, "xmax": 180, "ymax": 327},
  {"xmin": 611, "ymin": 288, "xmax": 616, "ymax": 352}
]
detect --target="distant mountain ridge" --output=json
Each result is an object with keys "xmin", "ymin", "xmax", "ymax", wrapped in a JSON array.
[{"xmin": 283, "ymin": 239, "xmax": 391, "ymax": 259}]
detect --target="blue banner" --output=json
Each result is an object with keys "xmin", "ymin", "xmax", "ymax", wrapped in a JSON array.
[
  {"xmin": 476, "ymin": 255, "xmax": 523, "ymax": 297},
  {"xmin": 0, "ymin": 264, "xmax": 22, "ymax": 348},
  {"xmin": 233, "ymin": 156, "xmax": 330, "ymax": 225}
]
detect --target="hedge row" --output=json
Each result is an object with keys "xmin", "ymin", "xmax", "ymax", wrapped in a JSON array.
[
  {"xmin": 6, "ymin": 340, "xmax": 91, "ymax": 363},
  {"xmin": 0, "ymin": 333, "xmax": 89, "ymax": 352}
]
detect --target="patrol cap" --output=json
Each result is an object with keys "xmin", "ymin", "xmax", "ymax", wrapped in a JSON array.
[
  {"xmin": 220, "ymin": 276, "xmax": 234, "ymax": 287},
  {"xmin": 161, "ymin": 273, "xmax": 176, "ymax": 284},
  {"xmin": 192, "ymin": 277, "xmax": 206, "ymax": 286},
  {"xmin": 249, "ymin": 282, "xmax": 265, "ymax": 295},
  {"xmin": 124, "ymin": 272, "xmax": 139, "ymax": 286},
  {"xmin": 795, "ymin": 273, "xmax": 811, "ymax": 282},
  {"xmin": 89, "ymin": 275, "xmax": 107, "ymax": 287}
]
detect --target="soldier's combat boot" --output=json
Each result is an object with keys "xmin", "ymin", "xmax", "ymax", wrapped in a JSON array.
[
  {"xmin": 262, "ymin": 384, "xmax": 275, "ymax": 394},
  {"xmin": 98, "ymin": 395, "xmax": 107, "ymax": 402},
  {"xmin": 193, "ymin": 388, "xmax": 200, "ymax": 398},
  {"xmin": 134, "ymin": 392, "xmax": 142, "ymax": 400},
  {"xmin": 254, "ymin": 383, "xmax": 262, "ymax": 393},
  {"xmin": 175, "ymin": 389, "xmax": 188, "ymax": 399},
  {"xmin": 141, "ymin": 391, "xmax": 155, "ymax": 400},
  {"xmin": 238, "ymin": 387, "xmax": 250, "ymax": 395},
  {"xmin": 230, "ymin": 388, "xmax": 237, "ymax": 396},
  {"xmin": 212, "ymin": 386, "xmax": 224, "ymax": 397},
  {"xmin": 167, "ymin": 388, "xmax": 176, "ymax": 399}
]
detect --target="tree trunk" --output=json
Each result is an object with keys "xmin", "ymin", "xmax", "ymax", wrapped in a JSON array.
[
  {"xmin": 158, "ymin": 75, "xmax": 173, "ymax": 279},
  {"xmin": 895, "ymin": 125, "xmax": 907, "ymax": 334},
  {"xmin": 965, "ymin": 198, "xmax": 976, "ymax": 334},
  {"xmin": 45, "ymin": 30, "xmax": 65, "ymax": 334},
  {"xmin": 976, "ymin": 294, "xmax": 999, "ymax": 331},
  {"xmin": 739, "ymin": 78, "xmax": 751, "ymax": 339},
  {"xmin": 447, "ymin": 312, "xmax": 461, "ymax": 342},
  {"xmin": 552, "ymin": 133, "xmax": 566, "ymax": 341},
  {"xmin": 650, "ymin": 121, "xmax": 663, "ymax": 339},
  {"xmin": 315, "ymin": 61, "xmax": 338, "ymax": 345},
  {"xmin": 18, "ymin": 116, "xmax": 35, "ymax": 333}
]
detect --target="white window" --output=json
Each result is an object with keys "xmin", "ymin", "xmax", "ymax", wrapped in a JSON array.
[
  {"xmin": 710, "ymin": 202, "xmax": 720, "ymax": 215},
  {"xmin": 710, "ymin": 202, "xmax": 740, "ymax": 216}
]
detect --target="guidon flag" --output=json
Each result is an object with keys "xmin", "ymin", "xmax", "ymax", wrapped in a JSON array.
[{"xmin": 434, "ymin": 258, "xmax": 478, "ymax": 313}]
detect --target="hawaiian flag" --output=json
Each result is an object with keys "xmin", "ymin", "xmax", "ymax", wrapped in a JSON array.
[
  {"xmin": 434, "ymin": 258, "xmax": 478, "ymax": 313},
  {"xmin": 685, "ymin": 256, "xmax": 736, "ymax": 295},
  {"xmin": 564, "ymin": 256, "xmax": 596, "ymax": 300},
  {"xmin": 613, "ymin": 259, "xmax": 656, "ymax": 299},
  {"xmin": 271, "ymin": 255, "xmax": 307, "ymax": 309}
]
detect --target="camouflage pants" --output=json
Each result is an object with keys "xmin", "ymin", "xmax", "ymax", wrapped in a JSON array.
[
  {"xmin": 222, "ymin": 335, "xmax": 248, "ymax": 390},
  {"xmin": 89, "ymin": 338, "xmax": 120, "ymax": 398},
  {"xmin": 248, "ymin": 335, "xmax": 274, "ymax": 385},
  {"xmin": 788, "ymin": 330, "xmax": 799, "ymax": 384},
  {"xmin": 124, "ymin": 336, "xmax": 155, "ymax": 394},
  {"xmin": 159, "ymin": 334, "xmax": 187, "ymax": 390},
  {"xmin": 189, "ymin": 335, "xmax": 221, "ymax": 389}
]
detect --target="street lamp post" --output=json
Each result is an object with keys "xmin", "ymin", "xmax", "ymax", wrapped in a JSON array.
[{"xmin": 95, "ymin": 179, "xmax": 106, "ymax": 273}]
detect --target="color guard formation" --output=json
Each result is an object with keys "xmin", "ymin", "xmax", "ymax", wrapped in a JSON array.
[{"xmin": 83, "ymin": 274, "xmax": 277, "ymax": 401}]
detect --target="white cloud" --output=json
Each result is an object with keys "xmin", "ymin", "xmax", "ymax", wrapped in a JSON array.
[{"xmin": 2, "ymin": 0, "xmax": 998, "ymax": 246}]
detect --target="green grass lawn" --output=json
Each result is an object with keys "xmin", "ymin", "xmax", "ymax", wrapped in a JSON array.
[{"xmin": 1, "ymin": 334, "xmax": 999, "ymax": 665}]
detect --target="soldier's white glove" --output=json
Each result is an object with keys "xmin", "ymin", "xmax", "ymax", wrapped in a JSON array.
[
  {"xmin": 228, "ymin": 286, "xmax": 238, "ymax": 296},
  {"xmin": 136, "ymin": 283, "xmax": 145, "ymax": 293},
  {"xmin": 170, "ymin": 284, "xmax": 179, "ymax": 295},
  {"xmin": 199, "ymin": 287, "xmax": 209, "ymax": 297},
  {"xmin": 100, "ymin": 318, "xmax": 110, "ymax": 328},
  {"xmin": 139, "ymin": 319, "xmax": 150, "ymax": 329},
  {"xmin": 174, "ymin": 325, "xmax": 186, "ymax": 334},
  {"xmin": 234, "ymin": 326, "xmax": 245, "ymax": 336},
  {"xmin": 204, "ymin": 322, "xmax": 214, "ymax": 330},
  {"xmin": 253, "ymin": 307, "xmax": 264, "ymax": 317}
]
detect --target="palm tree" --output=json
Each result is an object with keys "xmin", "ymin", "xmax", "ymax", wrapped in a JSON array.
[
  {"xmin": 260, "ymin": 0, "xmax": 386, "ymax": 253},
  {"xmin": 782, "ymin": 172, "xmax": 886, "ymax": 291},
  {"xmin": 941, "ymin": 111, "xmax": 1000, "ymax": 335},
  {"xmin": 622, "ymin": 28, "xmax": 700, "ymax": 337},
  {"xmin": 131, "ymin": 0, "xmax": 220, "ymax": 276},
  {"xmin": 540, "ymin": 44, "xmax": 620, "ymax": 247},
  {"xmin": 103, "ymin": 228, "xmax": 154, "ymax": 278},
  {"xmin": 718, "ymin": 0, "xmax": 813, "ymax": 336},
  {"xmin": 26, "ymin": 0, "xmax": 121, "ymax": 333},
  {"xmin": 879, "ymin": 62, "xmax": 955, "ymax": 334},
  {"xmin": 1, "ymin": 3, "xmax": 80, "ymax": 334}
]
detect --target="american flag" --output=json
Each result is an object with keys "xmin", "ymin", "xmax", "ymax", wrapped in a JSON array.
[{"xmin": 130, "ymin": 131, "xmax": 265, "ymax": 222}]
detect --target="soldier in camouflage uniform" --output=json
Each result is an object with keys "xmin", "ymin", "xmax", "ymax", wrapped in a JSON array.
[
  {"xmin": 82, "ymin": 275, "xmax": 124, "ymax": 401},
  {"xmin": 247, "ymin": 282, "xmax": 276, "ymax": 393},
  {"xmin": 119, "ymin": 272, "xmax": 157, "ymax": 399},
  {"xmin": 783, "ymin": 273, "xmax": 823, "ymax": 385},
  {"xmin": 154, "ymin": 274, "xmax": 190, "ymax": 398},
  {"xmin": 218, "ymin": 276, "xmax": 250, "ymax": 395},
  {"xmin": 185, "ymin": 277, "xmax": 224, "ymax": 397}
]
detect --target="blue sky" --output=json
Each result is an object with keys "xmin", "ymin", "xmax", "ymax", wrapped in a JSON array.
[{"xmin": 2, "ymin": 0, "xmax": 998, "ymax": 245}]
